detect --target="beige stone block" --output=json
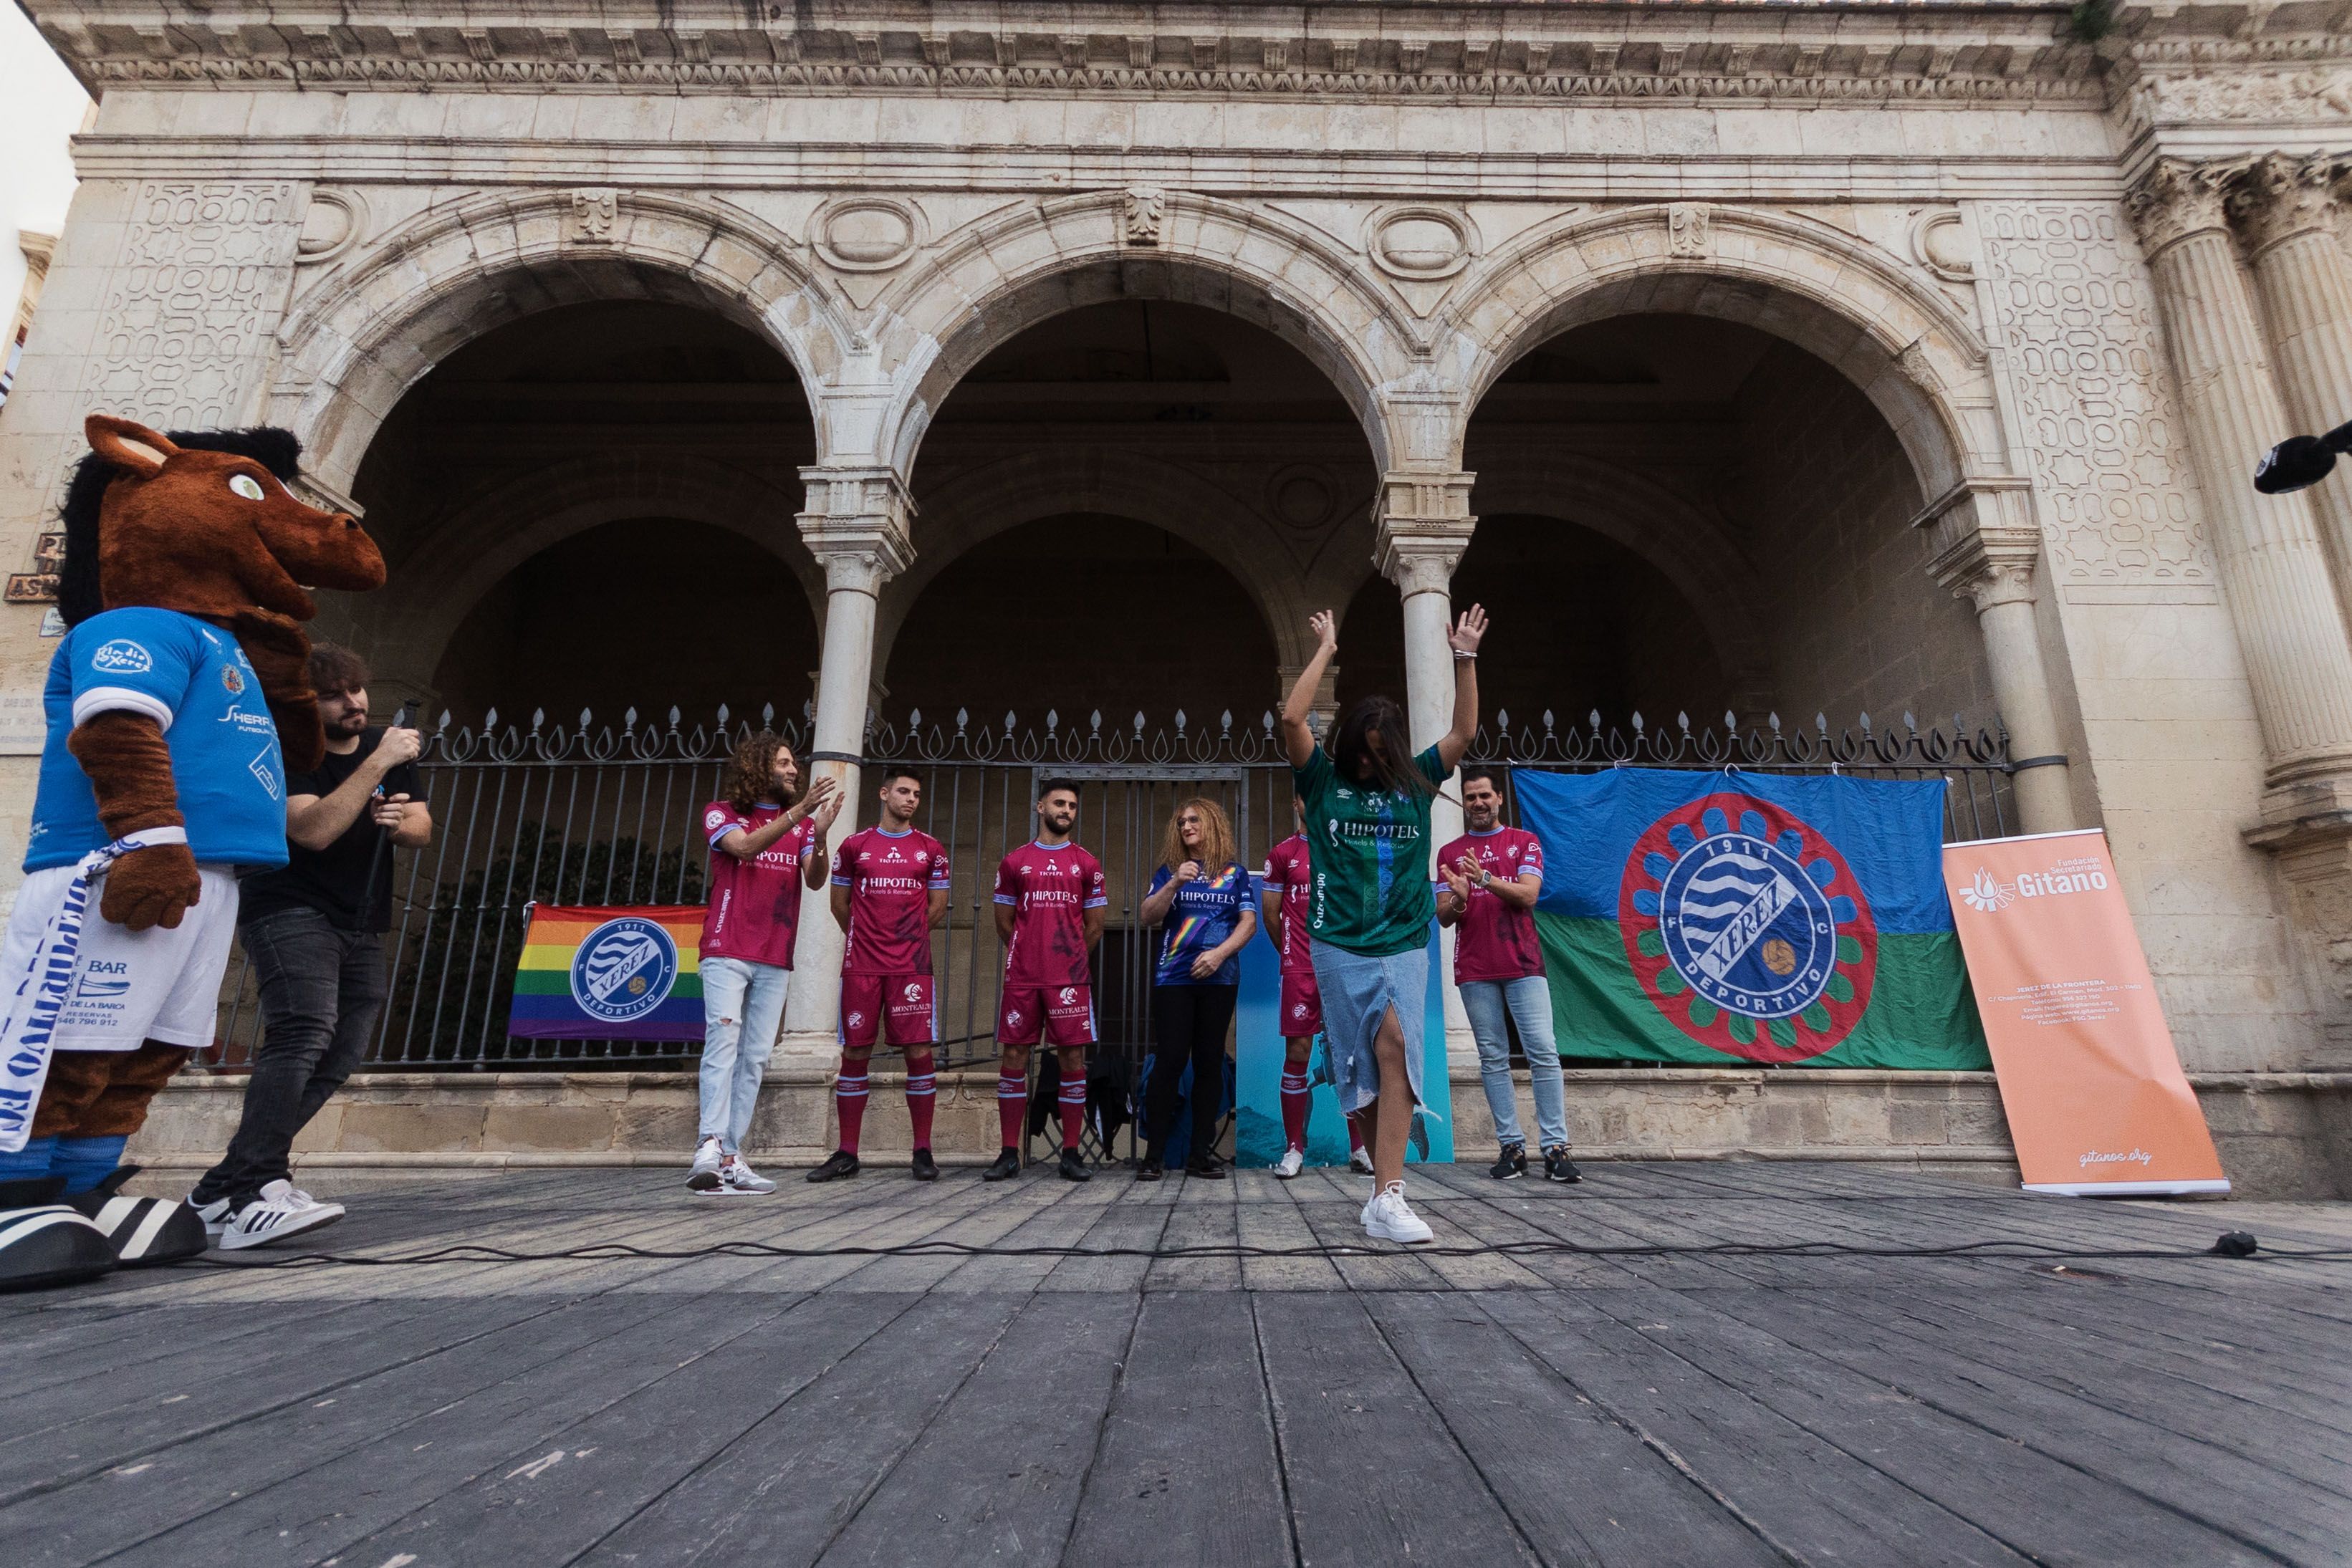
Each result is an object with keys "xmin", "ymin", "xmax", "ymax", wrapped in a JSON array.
[
  {"xmin": 481, "ymin": 1104, "xmax": 623, "ymax": 1153},
  {"xmin": 337, "ymin": 1102, "xmax": 487, "ymax": 1153}
]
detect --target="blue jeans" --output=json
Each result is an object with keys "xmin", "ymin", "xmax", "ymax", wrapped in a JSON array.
[
  {"xmin": 699, "ymin": 957, "xmax": 791, "ymax": 1153},
  {"xmin": 1459, "ymin": 974, "xmax": 1568, "ymax": 1150}
]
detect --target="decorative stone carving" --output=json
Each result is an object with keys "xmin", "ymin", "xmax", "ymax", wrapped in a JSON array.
[
  {"xmin": 88, "ymin": 181, "xmax": 302, "ymax": 434},
  {"xmin": 1667, "ymin": 203, "xmax": 1710, "ymax": 258},
  {"xmin": 1368, "ymin": 206, "xmax": 1473, "ymax": 280},
  {"xmin": 2123, "ymin": 159, "xmax": 2239, "ymax": 260},
  {"xmin": 814, "ymin": 196, "xmax": 921, "ymax": 271},
  {"xmin": 1123, "ymin": 186, "xmax": 1163, "ymax": 246},
  {"xmin": 296, "ymin": 188, "xmax": 368, "ymax": 264},
  {"xmin": 1909, "ymin": 208, "xmax": 1974, "ymax": 282},
  {"xmin": 2229, "ymin": 153, "xmax": 2346, "ymax": 256},
  {"xmin": 1976, "ymin": 202, "xmax": 2212, "ymax": 585},
  {"xmin": 567, "ymin": 188, "xmax": 619, "ymax": 243}
]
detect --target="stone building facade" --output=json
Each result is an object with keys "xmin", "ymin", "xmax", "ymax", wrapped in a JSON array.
[{"xmin": 4, "ymin": 1, "xmax": 2352, "ymax": 1186}]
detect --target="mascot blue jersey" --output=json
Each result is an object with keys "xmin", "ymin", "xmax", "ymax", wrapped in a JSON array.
[{"xmin": 24, "ymin": 607, "xmax": 289, "ymax": 872}]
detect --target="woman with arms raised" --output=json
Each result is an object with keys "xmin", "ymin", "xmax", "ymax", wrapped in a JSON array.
[{"xmin": 1280, "ymin": 604, "xmax": 1485, "ymax": 1243}]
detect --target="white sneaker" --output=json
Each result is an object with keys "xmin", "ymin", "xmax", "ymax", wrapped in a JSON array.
[
  {"xmin": 188, "ymin": 1193, "xmax": 231, "ymax": 1238},
  {"xmin": 1273, "ymin": 1147, "xmax": 1305, "ymax": 1179},
  {"xmin": 715, "ymin": 1156, "xmax": 776, "ymax": 1196},
  {"xmin": 687, "ymin": 1136, "xmax": 725, "ymax": 1193},
  {"xmin": 1349, "ymin": 1148, "xmax": 1376, "ymax": 1176},
  {"xmin": 219, "ymin": 1180, "xmax": 345, "ymax": 1251},
  {"xmin": 1362, "ymin": 1182, "xmax": 1434, "ymax": 1246}
]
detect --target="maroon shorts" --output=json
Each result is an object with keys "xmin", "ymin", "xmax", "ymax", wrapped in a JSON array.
[
  {"xmin": 840, "ymin": 973, "xmax": 936, "ymax": 1049},
  {"xmin": 1279, "ymin": 967, "xmax": 1323, "ymax": 1039},
  {"xmin": 997, "ymin": 983, "xmax": 1095, "ymax": 1048}
]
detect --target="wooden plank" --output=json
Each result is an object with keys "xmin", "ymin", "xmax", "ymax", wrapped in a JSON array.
[
  {"xmin": 814, "ymin": 1292, "xmax": 1141, "ymax": 1566},
  {"xmin": 1365, "ymin": 1291, "xmax": 1783, "ymax": 1567},
  {"xmin": 574, "ymin": 1292, "xmax": 1029, "ymax": 1567},
  {"xmin": 1065, "ymin": 1291, "xmax": 1294, "ymax": 1567},
  {"xmin": 1699, "ymin": 1286, "xmax": 2348, "ymax": 1565},
  {"xmin": 1037, "ymin": 1180, "xmax": 1173, "ymax": 1294},
  {"xmin": 3, "ymin": 1290, "xmax": 727, "ymax": 1568},
  {"xmin": 1477, "ymin": 1290, "xmax": 2035, "ymax": 1567},
  {"xmin": 307, "ymin": 1294, "xmax": 913, "ymax": 1568},
  {"xmin": 1251, "ymin": 1291, "xmax": 1540, "ymax": 1564},
  {"xmin": 1146, "ymin": 1172, "xmax": 1242, "ymax": 1292}
]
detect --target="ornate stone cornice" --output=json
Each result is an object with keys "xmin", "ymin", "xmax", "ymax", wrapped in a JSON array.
[
  {"xmin": 23, "ymin": 3, "xmax": 2108, "ymax": 104},
  {"xmin": 2126, "ymin": 157, "xmax": 2244, "ymax": 258},
  {"xmin": 2229, "ymin": 151, "xmax": 2349, "ymax": 254},
  {"xmin": 1373, "ymin": 470, "xmax": 1476, "ymax": 597}
]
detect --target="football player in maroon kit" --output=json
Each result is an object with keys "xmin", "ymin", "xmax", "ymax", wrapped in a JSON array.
[
  {"xmin": 1261, "ymin": 795, "xmax": 1373, "ymax": 1178},
  {"xmin": 810, "ymin": 765, "xmax": 951, "ymax": 1182},
  {"xmin": 984, "ymin": 779, "xmax": 1108, "ymax": 1183}
]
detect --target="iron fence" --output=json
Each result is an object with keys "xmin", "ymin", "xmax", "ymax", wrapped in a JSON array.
[{"xmin": 202, "ymin": 704, "xmax": 2018, "ymax": 1098}]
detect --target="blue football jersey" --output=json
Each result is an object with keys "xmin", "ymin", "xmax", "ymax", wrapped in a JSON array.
[{"xmin": 24, "ymin": 607, "xmax": 290, "ymax": 872}]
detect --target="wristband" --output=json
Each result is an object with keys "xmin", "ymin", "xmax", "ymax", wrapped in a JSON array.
[{"xmin": 1453, "ymin": 650, "xmax": 1477, "ymax": 661}]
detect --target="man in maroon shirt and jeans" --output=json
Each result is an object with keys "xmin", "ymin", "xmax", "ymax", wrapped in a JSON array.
[{"xmin": 1438, "ymin": 766, "xmax": 1580, "ymax": 1184}]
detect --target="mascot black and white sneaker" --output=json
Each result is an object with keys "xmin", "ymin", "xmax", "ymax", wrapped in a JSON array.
[
  {"xmin": 70, "ymin": 1168, "xmax": 206, "ymax": 1266},
  {"xmin": 0, "ymin": 1178, "xmax": 118, "ymax": 1292},
  {"xmin": 219, "ymin": 1179, "xmax": 345, "ymax": 1251},
  {"xmin": 190, "ymin": 1194, "xmax": 231, "ymax": 1239}
]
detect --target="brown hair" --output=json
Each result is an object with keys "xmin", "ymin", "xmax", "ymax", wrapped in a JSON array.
[
  {"xmin": 721, "ymin": 730, "xmax": 798, "ymax": 813},
  {"xmin": 1331, "ymin": 694, "xmax": 1434, "ymax": 799},
  {"xmin": 307, "ymin": 641, "xmax": 370, "ymax": 697},
  {"xmin": 1161, "ymin": 797, "xmax": 1237, "ymax": 877}
]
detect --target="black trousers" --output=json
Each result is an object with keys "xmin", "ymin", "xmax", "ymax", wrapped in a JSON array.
[
  {"xmin": 1145, "ymin": 983, "xmax": 1237, "ymax": 1162},
  {"xmin": 194, "ymin": 908, "xmax": 388, "ymax": 1205}
]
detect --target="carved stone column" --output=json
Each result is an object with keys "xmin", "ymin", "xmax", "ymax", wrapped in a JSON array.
[
  {"xmin": 777, "ymin": 466, "xmax": 916, "ymax": 1065},
  {"xmin": 2231, "ymin": 153, "xmax": 2352, "ymax": 631},
  {"xmin": 1373, "ymin": 471, "xmax": 1478, "ymax": 1070},
  {"xmin": 1919, "ymin": 478, "xmax": 2076, "ymax": 834},
  {"xmin": 2127, "ymin": 159, "xmax": 2352, "ymax": 819}
]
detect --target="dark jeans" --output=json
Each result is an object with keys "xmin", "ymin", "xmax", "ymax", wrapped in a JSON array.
[
  {"xmin": 1145, "ymin": 983, "xmax": 1237, "ymax": 1163},
  {"xmin": 194, "ymin": 909, "xmax": 387, "ymax": 1205}
]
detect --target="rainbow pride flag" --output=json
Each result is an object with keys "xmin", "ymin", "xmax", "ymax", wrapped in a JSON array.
[{"xmin": 509, "ymin": 904, "xmax": 706, "ymax": 1042}]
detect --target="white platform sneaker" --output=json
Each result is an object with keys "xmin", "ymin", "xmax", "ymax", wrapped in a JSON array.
[
  {"xmin": 1362, "ymin": 1182, "xmax": 1434, "ymax": 1246},
  {"xmin": 1273, "ymin": 1147, "xmax": 1305, "ymax": 1179},
  {"xmin": 716, "ymin": 1156, "xmax": 777, "ymax": 1195},
  {"xmin": 219, "ymin": 1180, "xmax": 345, "ymax": 1251},
  {"xmin": 686, "ymin": 1135, "xmax": 725, "ymax": 1193}
]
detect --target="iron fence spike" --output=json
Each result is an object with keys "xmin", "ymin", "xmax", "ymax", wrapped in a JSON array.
[
  {"xmin": 1904, "ymin": 711, "xmax": 1918, "ymax": 731},
  {"xmin": 1091, "ymin": 709, "xmax": 1103, "ymax": 731},
  {"xmin": 485, "ymin": 706, "xmax": 499, "ymax": 728},
  {"xmin": 668, "ymin": 706, "xmax": 681, "ymax": 726},
  {"xmin": 625, "ymin": 706, "xmax": 638, "ymax": 729},
  {"xmin": 762, "ymin": 701, "xmax": 775, "ymax": 726},
  {"xmin": 530, "ymin": 708, "xmax": 544, "ymax": 729},
  {"xmin": 1047, "ymin": 708, "xmax": 1058, "ymax": 729},
  {"xmin": 716, "ymin": 703, "xmax": 729, "ymax": 726}
]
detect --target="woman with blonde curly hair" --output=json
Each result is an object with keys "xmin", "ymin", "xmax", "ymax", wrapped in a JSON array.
[
  {"xmin": 1134, "ymin": 797, "xmax": 1257, "ymax": 1179},
  {"xmin": 686, "ymin": 730, "xmax": 839, "ymax": 1195}
]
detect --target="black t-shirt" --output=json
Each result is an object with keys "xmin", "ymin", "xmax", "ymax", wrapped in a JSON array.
[{"xmin": 237, "ymin": 729, "xmax": 426, "ymax": 933}]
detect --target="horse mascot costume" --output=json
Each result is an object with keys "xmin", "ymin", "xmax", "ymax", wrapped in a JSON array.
[{"xmin": 0, "ymin": 414, "xmax": 385, "ymax": 1289}]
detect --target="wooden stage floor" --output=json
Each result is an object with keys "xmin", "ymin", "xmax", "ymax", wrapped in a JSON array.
[{"xmin": 4, "ymin": 1160, "xmax": 2348, "ymax": 1567}]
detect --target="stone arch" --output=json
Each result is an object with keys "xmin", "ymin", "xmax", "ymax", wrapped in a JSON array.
[
  {"xmin": 269, "ymin": 189, "xmax": 856, "ymax": 495},
  {"xmin": 873, "ymin": 450, "xmax": 1328, "ymax": 683},
  {"xmin": 1444, "ymin": 206, "xmax": 2011, "ymax": 501},
  {"xmin": 1467, "ymin": 454, "xmax": 1771, "ymax": 709},
  {"xmin": 346, "ymin": 453, "xmax": 822, "ymax": 693},
  {"xmin": 865, "ymin": 191, "xmax": 1424, "ymax": 477}
]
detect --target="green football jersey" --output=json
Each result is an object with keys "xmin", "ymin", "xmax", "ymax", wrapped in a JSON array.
[{"xmin": 1292, "ymin": 743, "xmax": 1448, "ymax": 958}]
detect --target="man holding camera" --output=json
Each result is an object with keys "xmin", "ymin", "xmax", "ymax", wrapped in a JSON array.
[{"xmin": 188, "ymin": 645, "xmax": 432, "ymax": 1248}]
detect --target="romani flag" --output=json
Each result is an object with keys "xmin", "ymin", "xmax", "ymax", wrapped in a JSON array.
[
  {"xmin": 1516, "ymin": 770, "xmax": 1989, "ymax": 1069},
  {"xmin": 508, "ymin": 904, "xmax": 706, "ymax": 1042}
]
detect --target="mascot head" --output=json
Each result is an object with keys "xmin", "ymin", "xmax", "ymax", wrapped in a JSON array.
[{"xmin": 56, "ymin": 414, "xmax": 385, "ymax": 627}]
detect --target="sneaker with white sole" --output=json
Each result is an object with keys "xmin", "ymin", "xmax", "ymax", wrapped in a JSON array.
[
  {"xmin": 1273, "ymin": 1147, "xmax": 1305, "ymax": 1179},
  {"xmin": 1348, "ymin": 1148, "xmax": 1376, "ymax": 1176},
  {"xmin": 686, "ymin": 1136, "xmax": 725, "ymax": 1193},
  {"xmin": 1362, "ymin": 1182, "xmax": 1434, "ymax": 1245},
  {"xmin": 188, "ymin": 1193, "xmax": 231, "ymax": 1238},
  {"xmin": 219, "ymin": 1180, "xmax": 345, "ymax": 1251},
  {"xmin": 716, "ymin": 1156, "xmax": 776, "ymax": 1195}
]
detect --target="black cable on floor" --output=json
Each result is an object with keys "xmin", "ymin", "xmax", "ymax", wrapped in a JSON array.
[{"xmin": 182, "ymin": 1232, "xmax": 2348, "ymax": 1269}]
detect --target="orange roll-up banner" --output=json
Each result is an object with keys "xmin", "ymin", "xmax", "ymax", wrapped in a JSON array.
[{"xmin": 1943, "ymin": 829, "xmax": 2227, "ymax": 1196}]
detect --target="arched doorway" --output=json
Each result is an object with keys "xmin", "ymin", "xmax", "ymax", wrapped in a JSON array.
[
  {"xmin": 1461, "ymin": 312, "xmax": 1996, "ymax": 734},
  {"xmin": 884, "ymin": 514, "xmax": 1277, "ymax": 726},
  {"xmin": 325, "ymin": 297, "xmax": 822, "ymax": 723}
]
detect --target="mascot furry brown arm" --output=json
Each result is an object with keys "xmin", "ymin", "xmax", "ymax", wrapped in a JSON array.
[{"xmin": 0, "ymin": 415, "xmax": 384, "ymax": 1290}]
